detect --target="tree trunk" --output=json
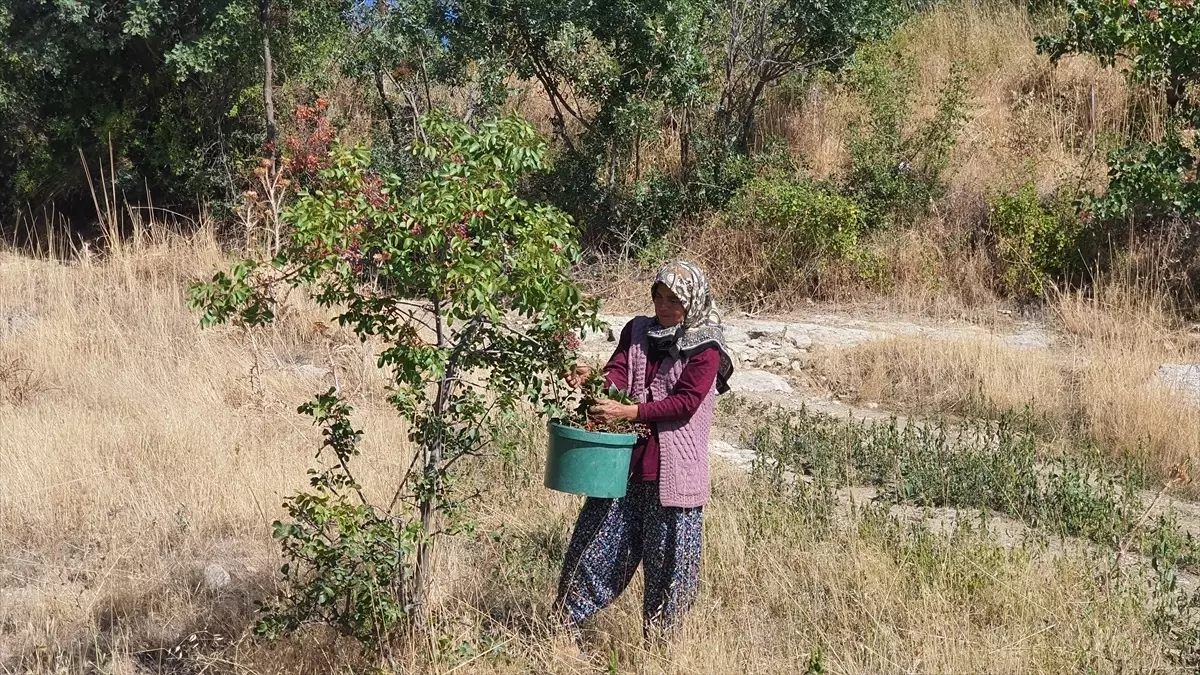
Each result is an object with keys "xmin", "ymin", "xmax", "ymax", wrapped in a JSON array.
[
  {"xmin": 679, "ymin": 108, "xmax": 694, "ymax": 182},
  {"xmin": 260, "ymin": 0, "xmax": 277, "ymax": 163},
  {"xmin": 414, "ymin": 428, "xmax": 442, "ymax": 618},
  {"xmin": 414, "ymin": 298, "xmax": 447, "ymax": 618},
  {"xmin": 375, "ymin": 65, "xmax": 403, "ymax": 149},
  {"xmin": 738, "ymin": 76, "xmax": 770, "ymax": 153},
  {"xmin": 412, "ymin": 312, "xmax": 482, "ymax": 618}
]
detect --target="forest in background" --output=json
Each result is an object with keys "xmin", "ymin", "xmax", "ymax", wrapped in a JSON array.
[{"xmin": 2, "ymin": 0, "xmax": 1198, "ymax": 314}]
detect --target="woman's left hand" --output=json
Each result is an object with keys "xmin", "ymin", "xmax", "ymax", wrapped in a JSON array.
[{"xmin": 588, "ymin": 399, "xmax": 639, "ymax": 423}]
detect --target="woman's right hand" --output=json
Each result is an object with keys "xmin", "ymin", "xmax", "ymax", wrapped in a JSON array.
[{"xmin": 566, "ymin": 364, "xmax": 593, "ymax": 388}]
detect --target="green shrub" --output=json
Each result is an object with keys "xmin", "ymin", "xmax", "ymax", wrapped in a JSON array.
[
  {"xmin": 724, "ymin": 177, "xmax": 876, "ymax": 294},
  {"xmin": 190, "ymin": 114, "xmax": 601, "ymax": 652},
  {"xmin": 620, "ymin": 168, "xmax": 686, "ymax": 252},
  {"xmin": 690, "ymin": 136, "xmax": 799, "ymax": 210},
  {"xmin": 1038, "ymin": 0, "xmax": 1200, "ymax": 310},
  {"xmin": 843, "ymin": 44, "xmax": 969, "ymax": 229},
  {"xmin": 988, "ymin": 183, "xmax": 1088, "ymax": 298}
]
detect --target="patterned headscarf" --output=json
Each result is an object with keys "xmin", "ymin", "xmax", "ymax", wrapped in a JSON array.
[{"xmin": 648, "ymin": 260, "xmax": 735, "ymax": 394}]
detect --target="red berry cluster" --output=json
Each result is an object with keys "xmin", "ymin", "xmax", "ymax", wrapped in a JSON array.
[
  {"xmin": 575, "ymin": 417, "xmax": 651, "ymax": 438},
  {"xmin": 555, "ymin": 330, "xmax": 581, "ymax": 351},
  {"xmin": 448, "ymin": 209, "xmax": 486, "ymax": 240},
  {"xmin": 282, "ymin": 99, "xmax": 334, "ymax": 180},
  {"xmin": 362, "ymin": 173, "xmax": 387, "ymax": 208}
]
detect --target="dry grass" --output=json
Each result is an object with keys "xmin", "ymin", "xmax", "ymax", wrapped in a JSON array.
[
  {"xmin": 683, "ymin": 0, "xmax": 1150, "ymax": 317},
  {"xmin": 447, "ymin": 460, "xmax": 1173, "ymax": 674},
  {"xmin": 816, "ymin": 336, "xmax": 1070, "ymax": 421},
  {"xmin": 815, "ymin": 278, "xmax": 1200, "ymax": 487},
  {"xmin": 0, "ymin": 2, "xmax": 1189, "ymax": 662},
  {"xmin": 0, "ymin": 232, "xmax": 1182, "ymax": 672},
  {"xmin": 1055, "ymin": 281, "xmax": 1200, "ymax": 482},
  {"xmin": 0, "ymin": 232, "xmax": 411, "ymax": 669},
  {"xmin": 757, "ymin": 0, "xmax": 1132, "ymax": 194}
]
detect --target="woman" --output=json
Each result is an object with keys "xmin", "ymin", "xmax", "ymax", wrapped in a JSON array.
[{"xmin": 557, "ymin": 260, "xmax": 734, "ymax": 639}]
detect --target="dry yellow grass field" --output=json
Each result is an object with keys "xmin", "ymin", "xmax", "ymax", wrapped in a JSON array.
[
  {"xmin": 4, "ymin": 1, "xmax": 1197, "ymax": 671},
  {"xmin": 0, "ymin": 229, "xmax": 1190, "ymax": 673},
  {"xmin": 814, "ymin": 277, "xmax": 1200, "ymax": 490}
]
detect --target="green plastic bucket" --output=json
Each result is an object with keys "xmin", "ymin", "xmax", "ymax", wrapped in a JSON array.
[{"xmin": 545, "ymin": 422, "xmax": 636, "ymax": 498}]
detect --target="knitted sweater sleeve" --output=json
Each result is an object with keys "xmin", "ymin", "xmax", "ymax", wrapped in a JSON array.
[{"xmin": 635, "ymin": 346, "xmax": 719, "ymax": 423}]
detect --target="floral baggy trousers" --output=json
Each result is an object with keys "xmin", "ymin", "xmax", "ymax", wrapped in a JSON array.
[{"xmin": 556, "ymin": 481, "xmax": 703, "ymax": 636}]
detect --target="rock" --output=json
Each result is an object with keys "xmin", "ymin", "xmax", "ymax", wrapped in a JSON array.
[
  {"xmin": 783, "ymin": 329, "xmax": 813, "ymax": 350},
  {"xmin": 203, "ymin": 563, "xmax": 231, "ymax": 591},
  {"xmin": 1156, "ymin": 363, "xmax": 1200, "ymax": 402},
  {"xmin": 709, "ymin": 439, "xmax": 754, "ymax": 470},
  {"xmin": 728, "ymin": 370, "xmax": 793, "ymax": 393},
  {"xmin": 790, "ymin": 360, "xmax": 804, "ymax": 372},
  {"xmin": 722, "ymin": 325, "xmax": 750, "ymax": 344},
  {"xmin": 746, "ymin": 322, "xmax": 789, "ymax": 339}
]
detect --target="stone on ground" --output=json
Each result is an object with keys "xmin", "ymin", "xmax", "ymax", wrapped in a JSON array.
[{"xmin": 728, "ymin": 369, "xmax": 793, "ymax": 393}]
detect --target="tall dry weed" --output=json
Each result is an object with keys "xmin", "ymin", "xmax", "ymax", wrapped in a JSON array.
[{"xmin": 818, "ymin": 336, "xmax": 1070, "ymax": 420}]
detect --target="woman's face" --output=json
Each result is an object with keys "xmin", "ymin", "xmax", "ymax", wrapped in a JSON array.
[{"xmin": 652, "ymin": 283, "xmax": 686, "ymax": 328}]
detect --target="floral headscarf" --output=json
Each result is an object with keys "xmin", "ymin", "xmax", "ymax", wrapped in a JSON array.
[{"xmin": 648, "ymin": 260, "xmax": 735, "ymax": 394}]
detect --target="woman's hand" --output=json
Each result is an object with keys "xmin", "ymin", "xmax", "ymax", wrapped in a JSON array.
[
  {"xmin": 566, "ymin": 364, "xmax": 593, "ymax": 388},
  {"xmin": 588, "ymin": 399, "xmax": 639, "ymax": 423}
]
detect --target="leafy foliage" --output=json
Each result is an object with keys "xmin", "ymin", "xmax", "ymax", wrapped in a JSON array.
[
  {"xmin": 988, "ymin": 183, "xmax": 1088, "ymax": 297},
  {"xmin": 189, "ymin": 112, "xmax": 600, "ymax": 649},
  {"xmin": 256, "ymin": 390, "xmax": 417, "ymax": 647},
  {"xmin": 0, "ymin": 0, "xmax": 351, "ymax": 221},
  {"xmin": 713, "ymin": 0, "xmax": 911, "ymax": 151},
  {"xmin": 566, "ymin": 369, "xmax": 651, "ymax": 436},
  {"xmin": 1039, "ymin": 0, "xmax": 1199, "ymax": 303},
  {"xmin": 843, "ymin": 46, "xmax": 970, "ymax": 229},
  {"xmin": 1037, "ymin": 0, "xmax": 1200, "ymax": 96},
  {"xmin": 741, "ymin": 400, "xmax": 1200, "ymax": 666},
  {"xmin": 721, "ymin": 177, "xmax": 878, "ymax": 297},
  {"xmin": 745, "ymin": 404, "xmax": 1149, "ymax": 549}
]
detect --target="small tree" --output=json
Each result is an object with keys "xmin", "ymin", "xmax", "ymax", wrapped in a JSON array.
[{"xmin": 188, "ymin": 112, "xmax": 599, "ymax": 649}]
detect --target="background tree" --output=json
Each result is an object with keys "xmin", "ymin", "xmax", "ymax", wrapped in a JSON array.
[
  {"xmin": 1039, "ymin": 0, "xmax": 1199, "ymax": 298},
  {"xmin": 0, "ymin": 0, "xmax": 350, "ymax": 234},
  {"xmin": 714, "ymin": 0, "xmax": 908, "ymax": 154}
]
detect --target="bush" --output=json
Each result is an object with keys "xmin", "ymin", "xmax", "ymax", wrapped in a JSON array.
[
  {"xmin": 988, "ymin": 183, "xmax": 1088, "ymax": 298},
  {"xmin": 719, "ymin": 177, "xmax": 877, "ymax": 297},
  {"xmin": 619, "ymin": 168, "xmax": 687, "ymax": 253},
  {"xmin": 1038, "ymin": 0, "xmax": 1200, "ymax": 309},
  {"xmin": 189, "ymin": 113, "xmax": 600, "ymax": 652},
  {"xmin": 693, "ymin": 137, "xmax": 799, "ymax": 205},
  {"xmin": 843, "ymin": 44, "xmax": 969, "ymax": 229}
]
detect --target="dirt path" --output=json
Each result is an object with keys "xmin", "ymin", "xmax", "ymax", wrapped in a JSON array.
[
  {"xmin": 581, "ymin": 312, "xmax": 1200, "ymax": 571},
  {"xmin": 579, "ymin": 310, "xmax": 1042, "ymax": 439}
]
